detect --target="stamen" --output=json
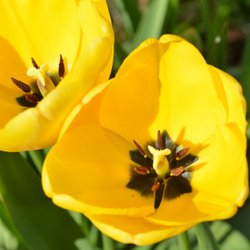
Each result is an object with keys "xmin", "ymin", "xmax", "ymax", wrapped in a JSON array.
[
  {"xmin": 157, "ymin": 130, "xmax": 164, "ymax": 150},
  {"xmin": 24, "ymin": 93, "xmax": 41, "ymax": 104},
  {"xmin": 31, "ymin": 57, "xmax": 39, "ymax": 69},
  {"xmin": 133, "ymin": 166, "xmax": 149, "ymax": 175},
  {"xmin": 13, "ymin": 55, "xmax": 66, "ymax": 108},
  {"xmin": 151, "ymin": 181, "xmax": 160, "ymax": 192},
  {"xmin": 58, "ymin": 54, "xmax": 65, "ymax": 77},
  {"xmin": 133, "ymin": 140, "xmax": 147, "ymax": 158},
  {"xmin": 27, "ymin": 64, "xmax": 55, "ymax": 97},
  {"xmin": 176, "ymin": 148, "xmax": 189, "ymax": 160},
  {"xmin": 170, "ymin": 166, "xmax": 185, "ymax": 176},
  {"xmin": 11, "ymin": 77, "xmax": 31, "ymax": 93}
]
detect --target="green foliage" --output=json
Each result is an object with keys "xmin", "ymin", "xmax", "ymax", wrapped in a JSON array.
[{"xmin": 0, "ymin": 152, "xmax": 83, "ymax": 250}]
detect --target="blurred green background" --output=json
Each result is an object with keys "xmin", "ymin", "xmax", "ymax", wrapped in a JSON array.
[{"xmin": 0, "ymin": 0, "xmax": 250, "ymax": 249}]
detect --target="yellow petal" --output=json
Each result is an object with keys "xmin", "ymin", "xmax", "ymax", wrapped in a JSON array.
[
  {"xmin": 87, "ymin": 214, "xmax": 194, "ymax": 245},
  {"xmin": 145, "ymin": 191, "xmax": 238, "ymax": 227},
  {"xmin": 0, "ymin": 0, "xmax": 113, "ymax": 151},
  {"xmin": 73, "ymin": 0, "xmax": 114, "ymax": 84},
  {"xmin": 0, "ymin": 0, "xmax": 80, "ymax": 69},
  {"xmin": 42, "ymin": 34, "xmax": 247, "ymax": 246},
  {"xmin": 42, "ymin": 123, "xmax": 154, "ymax": 216},
  {"xmin": 0, "ymin": 37, "xmax": 30, "ymax": 91},
  {"xmin": 59, "ymin": 81, "xmax": 110, "ymax": 138},
  {"xmin": 145, "ymin": 193, "xmax": 207, "ymax": 226},
  {"xmin": 100, "ymin": 38, "xmax": 161, "ymax": 146},
  {"xmin": 0, "ymin": 36, "xmax": 111, "ymax": 151},
  {"xmin": 91, "ymin": 0, "xmax": 111, "ymax": 23},
  {"xmin": 150, "ymin": 35, "xmax": 226, "ymax": 144},
  {"xmin": 192, "ymin": 125, "xmax": 248, "ymax": 207},
  {"xmin": 100, "ymin": 35, "xmax": 226, "ymax": 146},
  {"xmin": 208, "ymin": 65, "xmax": 246, "ymax": 137},
  {"xmin": 0, "ymin": 96, "xmax": 23, "ymax": 128}
]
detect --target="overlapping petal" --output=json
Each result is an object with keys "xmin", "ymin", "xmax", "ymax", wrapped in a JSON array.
[
  {"xmin": 191, "ymin": 125, "xmax": 248, "ymax": 207},
  {"xmin": 42, "ymin": 35, "xmax": 248, "ymax": 245},
  {"xmin": 99, "ymin": 35, "xmax": 227, "ymax": 145},
  {"xmin": 87, "ymin": 214, "xmax": 194, "ymax": 245},
  {"xmin": 0, "ymin": 0, "xmax": 113, "ymax": 151}
]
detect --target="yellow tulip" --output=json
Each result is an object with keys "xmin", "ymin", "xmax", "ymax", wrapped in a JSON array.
[
  {"xmin": 42, "ymin": 35, "xmax": 248, "ymax": 245},
  {"xmin": 0, "ymin": 0, "xmax": 113, "ymax": 151}
]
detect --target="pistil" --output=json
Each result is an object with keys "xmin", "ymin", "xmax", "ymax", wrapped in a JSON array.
[
  {"xmin": 27, "ymin": 64, "xmax": 55, "ymax": 97},
  {"xmin": 147, "ymin": 145, "xmax": 171, "ymax": 178}
]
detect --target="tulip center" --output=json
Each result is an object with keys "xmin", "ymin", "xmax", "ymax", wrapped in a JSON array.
[
  {"xmin": 11, "ymin": 55, "xmax": 65, "ymax": 107},
  {"xmin": 127, "ymin": 130, "xmax": 198, "ymax": 209}
]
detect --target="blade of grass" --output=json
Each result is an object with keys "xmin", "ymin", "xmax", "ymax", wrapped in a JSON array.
[
  {"xmin": 177, "ymin": 231, "xmax": 192, "ymax": 250},
  {"xmin": 199, "ymin": 0, "xmax": 229, "ymax": 68},
  {"xmin": 102, "ymin": 234, "xmax": 115, "ymax": 250},
  {"xmin": 240, "ymin": 34, "xmax": 250, "ymax": 118},
  {"xmin": 27, "ymin": 150, "xmax": 45, "ymax": 173},
  {"xmin": 0, "ymin": 151, "xmax": 83, "ymax": 250},
  {"xmin": 127, "ymin": 0, "xmax": 170, "ymax": 52},
  {"xmin": 121, "ymin": 0, "xmax": 141, "ymax": 30},
  {"xmin": 164, "ymin": 0, "xmax": 179, "ymax": 32},
  {"xmin": 114, "ymin": 0, "xmax": 134, "ymax": 38},
  {"xmin": 195, "ymin": 223, "xmax": 221, "ymax": 250}
]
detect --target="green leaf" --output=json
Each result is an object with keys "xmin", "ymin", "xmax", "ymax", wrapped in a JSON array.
[
  {"xmin": 195, "ymin": 221, "xmax": 250, "ymax": 250},
  {"xmin": 132, "ymin": 245, "xmax": 153, "ymax": 250},
  {"xmin": 198, "ymin": 0, "xmax": 229, "ymax": 68},
  {"xmin": 0, "ymin": 202, "xmax": 19, "ymax": 250},
  {"xmin": 0, "ymin": 151, "xmax": 83, "ymax": 250},
  {"xmin": 88, "ymin": 224, "xmax": 101, "ymax": 247},
  {"xmin": 155, "ymin": 237, "xmax": 178, "ymax": 250},
  {"xmin": 26, "ymin": 150, "xmax": 45, "ymax": 173},
  {"xmin": 101, "ymin": 234, "xmax": 115, "ymax": 250},
  {"xmin": 228, "ymin": 200, "xmax": 250, "ymax": 240},
  {"xmin": 74, "ymin": 238, "xmax": 100, "ymax": 250},
  {"xmin": 177, "ymin": 231, "xmax": 192, "ymax": 250},
  {"xmin": 126, "ymin": 0, "xmax": 170, "ymax": 51},
  {"xmin": 210, "ymin": 220, "xmax": 250, "ymax": 250},
  {"xmin": 164, "ymin": 0, "xmax": 179, "ymax": 32},
  {"xmin": 240, "ymin": 35, "xmax": 250, "ymax": 118},
  {"xmin": 114, "ymin": 0, "xmax": 135, "ymax": 38},
  {"xmin": 195, "ymin": 223, "xmax": 220, "ymax": 250},
  {"xmin": 121, "ymin": 0, "xmax": 141, "ymax": 32}
]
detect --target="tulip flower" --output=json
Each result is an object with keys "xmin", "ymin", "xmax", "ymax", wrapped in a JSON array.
[
  {"xmin": 0, "ymin": 0, "xmax": 113, "ymax": 151},
  {"xmin": 42, "ymin": 35, "xmax": 248, "ymax": 245}
]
